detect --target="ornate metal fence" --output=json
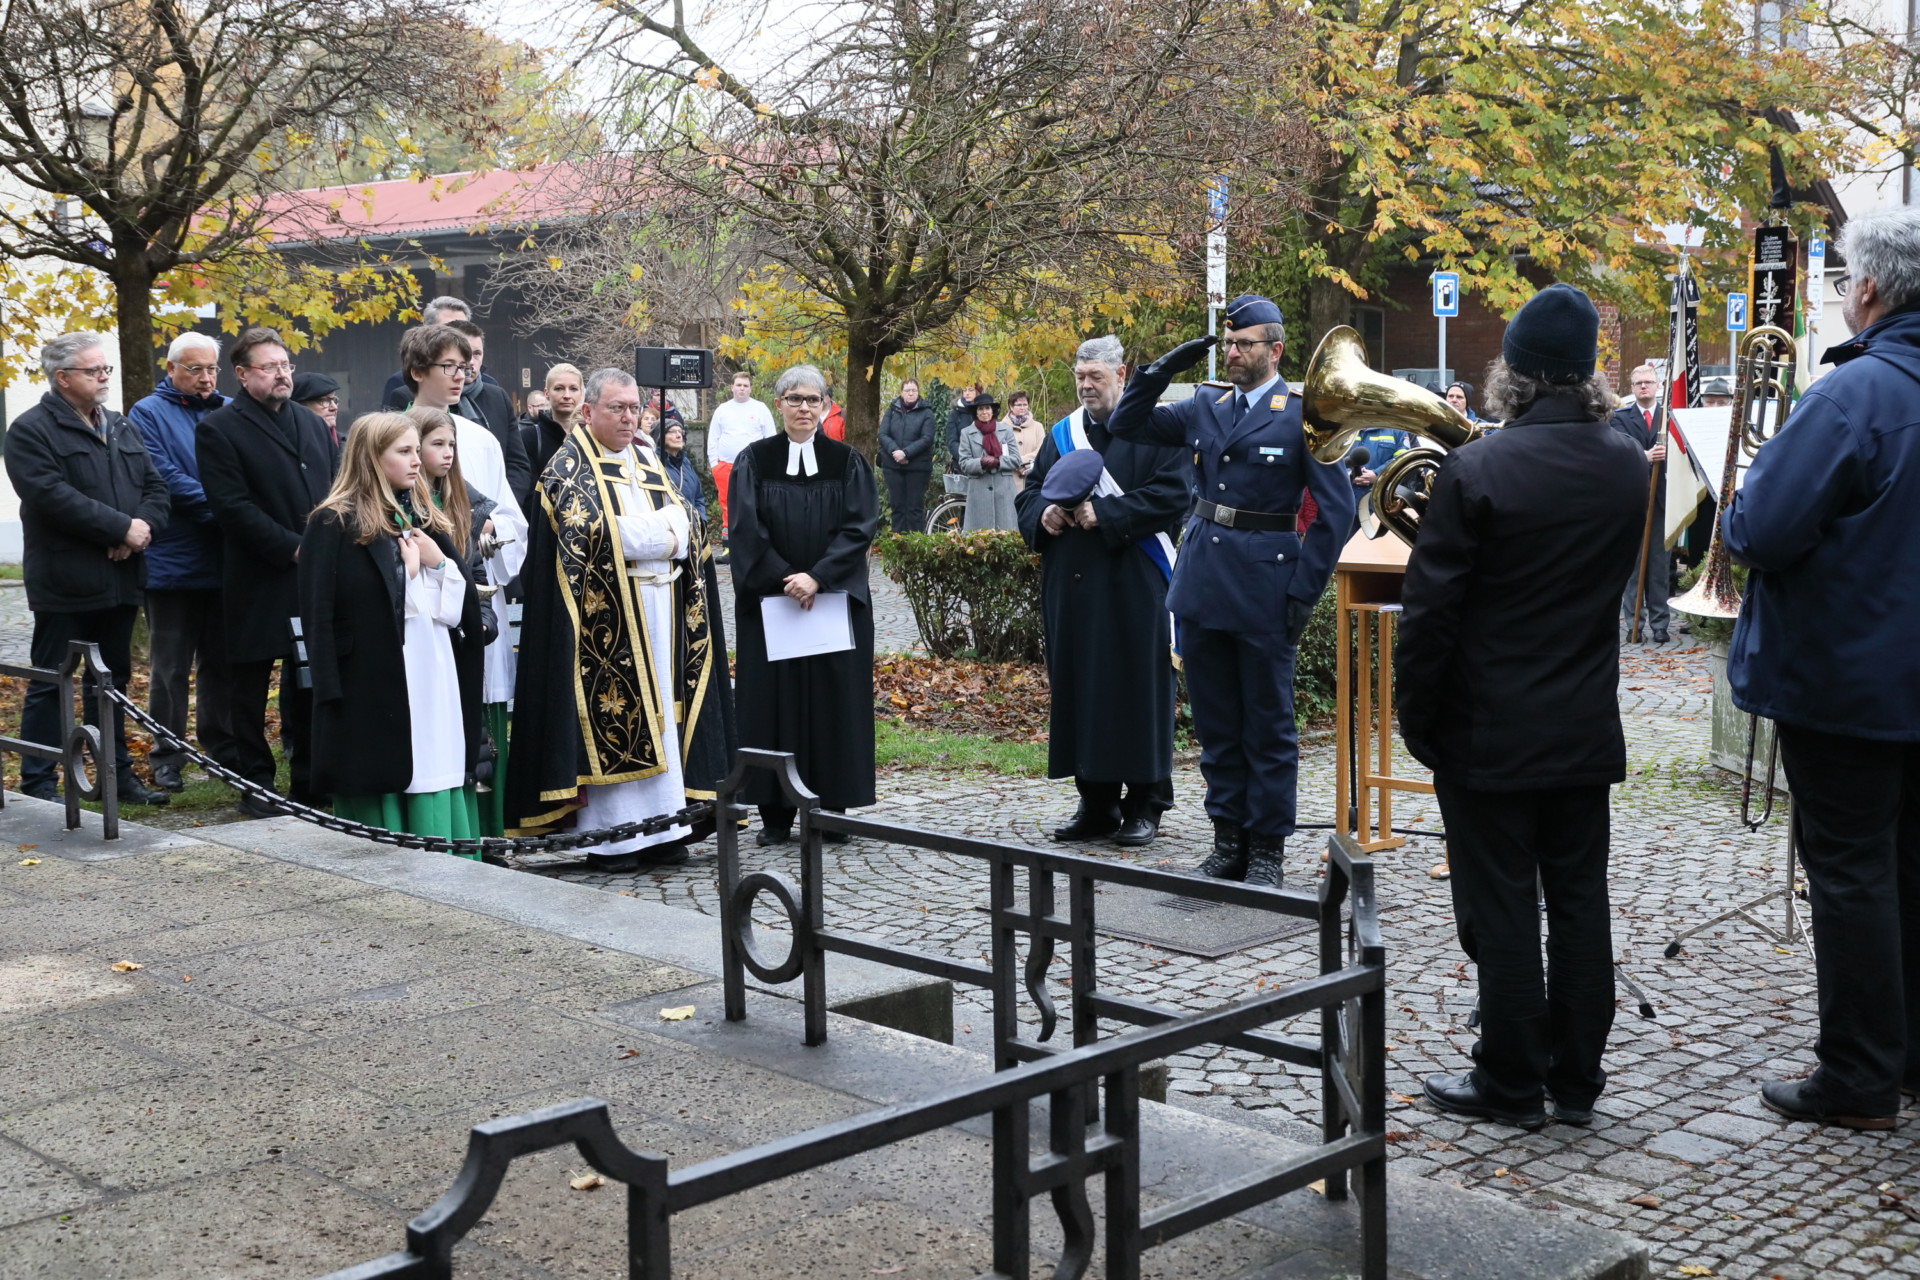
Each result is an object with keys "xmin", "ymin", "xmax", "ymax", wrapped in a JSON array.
[
  {"xmin": 322, "ymin": 750, "xmax": 1388, "ymax": 1280},
  {"xmin": 0, "ymin": 640, "xmax": 121, "ymax": 838}
]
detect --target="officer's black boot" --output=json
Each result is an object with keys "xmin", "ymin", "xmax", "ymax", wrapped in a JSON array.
[
  {"xmin": 1243, "ymin": 834, "xmax": 1285, "ymax": 888},
  {"xmin": 1195, "ymin": 819, "xmax": 1247, "ymax": 880}
]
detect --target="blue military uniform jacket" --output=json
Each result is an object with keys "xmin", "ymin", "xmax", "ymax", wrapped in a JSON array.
[{"xmin": 1108, "ymin": 367, "xmax": 1356, "ymax": 634}]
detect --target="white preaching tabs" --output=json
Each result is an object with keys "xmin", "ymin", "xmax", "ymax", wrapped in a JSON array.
[
  {"xmin": 786, "ymin": 436, "xmax": 819, "ymax": 477},
  {"xmin": 761, "ymin": 591, "xmax": 854, "ymax": 661}
]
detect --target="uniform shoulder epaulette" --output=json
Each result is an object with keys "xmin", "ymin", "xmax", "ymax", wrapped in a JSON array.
[{"xmin": 1198, "ymin": 379, "xmax": 1232, "ymax": 388}]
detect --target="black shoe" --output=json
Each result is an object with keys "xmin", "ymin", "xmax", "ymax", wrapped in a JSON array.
[
  {"xmin": 238, "ymin": 791, "xmax": 283, "ymax": 819},
  {"xmin": 1243, "ymin": 835, "xmax": 1285, "ymax": 888},
  {"xmin": 1422, "ymin": 1073, "xmax": 1547, "ymax": 1130},
  {"xmin": 20, "ymin": 779, "xmax": 58, "ymax": 802},
  {"xmin": 151, "ymin": 761, "xmax": 185, "ymax": 792},
  {"xmin": 1051, "ymin": 803, "xmax": 1122, "ymax": 842},
  {"xmin": 1113, "ymin": 816, "xmax": 1159, "ymax": 847},
  {"xmin": 1650, "ymin": 630, "xmax": 1670, "ymax": 644},
  {"xmin": 819, "ymin": 827, "xmax": 850, "ymax": 845},
  {"xmin": 1549, "ymin": 1096, "xmax": 1595, "ymax": 1126},
  {"xmin": 756, "ymin": 825, "xmax": 792, "ymax": 847},
  {"xmin": 1194, "ymin": 819, "xmax": 1247, "ymax": 880},
  {"xmin": 1760, "ymin": 1078, "xmax": 1896, "ymax": 1131},
  {"xmin": 635, "ymin": 843, "xmax": 692, "ymax": 867},
  {"xmin": 118, "ymin": 777, "xmax": 170, "ymax": 806}
]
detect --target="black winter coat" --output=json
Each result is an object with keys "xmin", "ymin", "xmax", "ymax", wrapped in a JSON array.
[
  {"xmin": 4, "ymin": 392, "xmax": 170, "ymax": 613},
  {"xmin": 1606, "ymin": 403, "xmax": 1665, "ymax": 522},
  {"xmin": 458, "ymin": 382, "xmax": 534, "ymax": 512},
  {"xmin": 298, "ymin": 507, "xmax": 484, "ymax": 797},
  {"xmin": 1396, "ymin": 392, "xmax": 1649, "ymax": 790},
  {"xmin": 521, "ymin": 412, "xmax": 570, "ymax": 485},
  {"xmin": 877, "ymin": 398, "xmax": 936, "ymax": 470},
  {"xmin": 196, "ymin": 392, "xmax": 338, "ymax": 662}
]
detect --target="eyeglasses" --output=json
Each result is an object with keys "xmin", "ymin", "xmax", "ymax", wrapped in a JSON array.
[
  {"xmin": 62, "ymin": 364, "xmax": 114, "ymax": 378},
  {"xmin": 1834, "ymin": 274, "xmax": 1851, "ymax": 298},
  {"xmin": 176, "ymin": 363, "xmax": 219, "ymax": 376},
  {"xmin": 425, "ymin": 361, "xmax": 469, "ymax": 378},
  {"xmin": 313, "ymin": 396, "xmax": 339, "ymax": 409},
  {"xmin": 1221, "ymin": 339, "xmax": 1274, "ymax": 352},
  {"xmin": 242, "ymin": 361, "xmax": 294, "ymax": 375},
  {"xmin": 781, "ymin": 394, "xmax": 824, "ymax": 407}
]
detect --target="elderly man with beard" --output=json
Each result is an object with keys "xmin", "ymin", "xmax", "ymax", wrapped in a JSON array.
[
  {"xmin": 1107, "ymin": 295, "xmax": 1355, "ymax": 886},
  {"xmin": 1015, "ymin": 335, "xmax": 1190, "ymax": 846},
  {"xmin": 197, "ymin": 327, "xmax": 339, "ymax": 815}
]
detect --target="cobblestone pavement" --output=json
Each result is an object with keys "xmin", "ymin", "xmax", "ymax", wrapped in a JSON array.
[
  {"xmin": 0, "ymin": 580, "xmax": 30, "ymax": 663},
  {"xmin": 542, "ymin": 633, "xmax": 1920, "ymax": 1279}
]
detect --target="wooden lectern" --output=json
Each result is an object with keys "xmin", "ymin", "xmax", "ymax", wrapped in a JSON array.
[{"xmin": 1333, "ymin": 529, "xmax": 1433, "ymax": 852}]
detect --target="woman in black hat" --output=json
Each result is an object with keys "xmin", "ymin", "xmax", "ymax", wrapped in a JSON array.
[
  {"xmin": 292, "ymin": 372, "xmax": 341, "ymax": 447},
  {"xmin": 955, "ymin": 392, "xmax": 1022, "ymax": 530}
]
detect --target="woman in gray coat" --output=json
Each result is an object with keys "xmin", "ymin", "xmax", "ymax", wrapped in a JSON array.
[{"xmin": 956, "ymin": 394, "xmax": 1022, "ymax": 531}]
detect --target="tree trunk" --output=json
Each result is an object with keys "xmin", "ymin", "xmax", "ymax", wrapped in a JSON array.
[
  {"xmin": 842, "ymin": 336, "xmax": 887, "ymax": 459},
  {"xmin": 113, "ymin": 252, "xmax": 159, "ymax": 405}
]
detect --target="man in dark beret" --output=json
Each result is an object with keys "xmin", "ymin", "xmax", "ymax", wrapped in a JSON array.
[
  {"xmin": 1106, "ymin": 295, "xmax": 1356, "ymax": 886},
  {"xmin": 1397, "ymin": 282, "xmax": 1650, "ymax": 1129}
]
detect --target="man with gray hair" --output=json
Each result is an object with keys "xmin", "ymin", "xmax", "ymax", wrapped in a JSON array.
[
  {"xmin": 507, "ymin": 367, "xmax": 734, "ymax": 864},
  {"xmin": 1016, "ymin": 336, "xmax": 1190, "ymax": 845},
  {"xmin": 127, "ymin": 331, "xmax": 238, "ymax": 792},
  {"xmin": 1723, "ymin": 203, "xmax": 1920, "ymax": 1131},
  {"xmin": 4, "ymin": 332, "xmax": 173, "ymax": 805}
]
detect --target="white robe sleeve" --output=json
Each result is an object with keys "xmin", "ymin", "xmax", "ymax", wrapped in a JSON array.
[
  {"xmin": 406, "ymin": 559, "xmax": 467, "ymax": 627},
  {"xmin": 617, "ymin": 502, "xmax": 689, "ymax": 563},
  {"xmin": 485, "ymin": 484, "xmax": 529, "ymax": 584}
]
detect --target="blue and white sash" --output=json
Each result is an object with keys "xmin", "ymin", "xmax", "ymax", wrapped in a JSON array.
[{"xmin": 1050, "ymin": 409, "xmax": 1177, "ymax": 584}]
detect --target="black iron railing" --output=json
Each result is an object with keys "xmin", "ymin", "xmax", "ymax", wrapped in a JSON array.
[
  {"xmin": 0, "ymin": 639, "xmax": 120, "ymax": 838},
  {"xmin": 322, "ymin": 750, "xmax": 1387, "ymax": 1280}
]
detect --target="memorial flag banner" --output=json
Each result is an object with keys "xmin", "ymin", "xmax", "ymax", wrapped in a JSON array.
[{"xmin": 1751, "ymin": 226, "xmax": 1798, "ymax": 330}]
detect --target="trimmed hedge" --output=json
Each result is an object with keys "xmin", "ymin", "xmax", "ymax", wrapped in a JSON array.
[{"xmin": 874, "ymin": 531, "xmax": 1045, "ymax": 662}]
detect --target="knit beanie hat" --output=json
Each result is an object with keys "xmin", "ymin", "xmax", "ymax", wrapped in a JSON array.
[{"xmin": 1502, "ymin": 283, "xmax": 1600, "ymax": 382}]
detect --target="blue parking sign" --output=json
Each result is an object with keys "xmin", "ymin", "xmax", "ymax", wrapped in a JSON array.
[
  {"xmin": 1431, "ymin": 272, "xmax": 1460, "ymax": 318},
  {"xmin": 1727, "ymin": 293, "xmax": 1748, "ymax": 332}
]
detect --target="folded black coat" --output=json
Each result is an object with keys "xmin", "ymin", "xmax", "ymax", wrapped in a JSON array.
[
  {"xmin": 1395, "ymin": 392, "xmax": 1648, "ymax": 790},
  {"xmin": 298, "ymin": 508, "xmax": 484, "ymax": 798}
]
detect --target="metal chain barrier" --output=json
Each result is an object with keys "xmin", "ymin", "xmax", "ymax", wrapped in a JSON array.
[{"xmin": 103, "ymin": 687, "xmax": 715, "ymax": 859}]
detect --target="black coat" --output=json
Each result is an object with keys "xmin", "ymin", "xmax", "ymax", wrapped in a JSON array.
[
  {"xmin": 877, "ymin": 398, "xmax": 936, "ymax": 470},
  {"xmin": 521, "ymin": 412, "xmax": 571, "ymax": 485},
  {"xmin": 1396, "ymin": 392, "xmax": 1648, "ymax": 790},
  {"xmin": 458, "ymin": 382, "xmax": 534, "ymax": 512},
  {"xmin": 1015, "ymin": 416, "xmax": 1190, "ymax": 782},
  {"xmin": 298, "ymin": 507, "xmax": 483, "ymax": 797},
  {"xmin": 4, "ymin": 391, "xmax": 170, "ymax": 613},
  {"xmin": 196, "ymin": 392, "xmax": 338, "ymax": 662},
  {"xmin": 945, "ymin": 395, "xmax": 979, "ymax": 466},
  {"xmin": 1606, "ymin": 403, "xmax": 1665, "ymax": 520}
]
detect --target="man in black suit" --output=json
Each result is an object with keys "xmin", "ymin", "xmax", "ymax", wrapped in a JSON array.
[
  {"xmin": 1608, "ymin": 364, "xmax": 1671, "ymax": 642},
  {"xmin": 196, "ymin": 327, "xmax": 338, "ymax": 816},
  {"xmin": 1397, "ymin": 284, "xmax": 1650, "ymax": 1130}
]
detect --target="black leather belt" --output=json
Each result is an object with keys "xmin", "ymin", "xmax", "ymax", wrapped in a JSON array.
[{"xmin": 1195, "ymin": 499, "xmax": 1296, "ymax": 531}]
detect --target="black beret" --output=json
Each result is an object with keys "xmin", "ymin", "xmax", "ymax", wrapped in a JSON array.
[
  {"xmin": 1502, "ymin": 284, "xmax": 1599, "ymax": 382},
  {"xmin": 291, "ymin": 372, "xmax": 340, "ymax": 402},
  {"xmin": 1224, "ymin": 294, "xmax": 1284, "ymax": 330}
]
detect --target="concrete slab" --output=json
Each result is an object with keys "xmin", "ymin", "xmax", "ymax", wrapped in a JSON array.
[{"xmin": 0, "ymin": 790, "xmax": 202, "ymax": 862}]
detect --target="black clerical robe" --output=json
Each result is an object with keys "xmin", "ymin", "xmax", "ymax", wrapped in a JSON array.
[
  {"xmin": 1015, "ymin": 413, "xmax": 1190, "ymax": 783},
  {"xmin": 728, "ymin": 431, "xmax": 880, "ymax": 810},
  {"xmin": 506, "ymin": 424, "xmax": 735, "ymax": 834}
]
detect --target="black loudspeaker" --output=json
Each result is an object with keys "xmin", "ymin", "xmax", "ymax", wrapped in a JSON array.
[{"xmin": 634, "ymin": 347, "xmax": 713, "ymax": 389}]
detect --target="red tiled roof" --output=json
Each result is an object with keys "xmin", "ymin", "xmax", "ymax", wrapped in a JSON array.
[{"xmin": 260, "ymin": 162, "xmax": 602, "ymax": 243}]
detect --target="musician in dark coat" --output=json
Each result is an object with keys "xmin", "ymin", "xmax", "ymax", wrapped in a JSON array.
[
  {"xmin": 1016, "ymin": 335, "xmax": 1189, "ymax": 846},
  {"xmin": 1723, "ymin": 205, "xmax": 1920, "ymax": 1131},
  {"xmin": 1607, "ymin": 364, "xmax": 1672, "ymax": 641},
  {"xmin": 728, "ymin": 364, "xmax": 880, "ymax": 843},
  {"xmin": 1106, "ymin": 295, "xmax": 1356, "ymax": 887},
  {"xmin": 195, "ymin": 327, "xmax": 338, "ymax": 814},
  {"xmin": 1397, "ymin": 284, "xmax": 1649, "ymax": 1130}
]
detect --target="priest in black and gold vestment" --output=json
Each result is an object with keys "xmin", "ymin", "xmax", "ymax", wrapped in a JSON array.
[{"xmin": 507, "ymin": 369, "xmax": 734, "ymax": 862}]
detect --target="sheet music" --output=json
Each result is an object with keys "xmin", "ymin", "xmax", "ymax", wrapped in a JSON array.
[
  {"xmin": 1669, "ymin": 407, "xmax": 1751, "ymax": 506},
  {"xmin": 760, "ymin": 592, "xmax": 855, "ymax": 661}
]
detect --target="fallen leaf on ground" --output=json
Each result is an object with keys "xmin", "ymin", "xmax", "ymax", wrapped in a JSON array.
[
  {"xmin": 16, "ymin": 844, "xmax": 37, "ymax": 851},
  {"xmin": 569, "ymin": 1172, "xmax": 606, "ymax": 1191},
  {"xmin": 1306, "ymin": 1179, "xmax": 1325, "ymax": 1195},
  {"xmin": 659, "ymin": 1005, "xmax": 695, "ymax": 1021},
  {"xmin": 110, "ymin": 961, "xmax": 142, "ymax": 972},
  {"xmin": 1626, "ymin": 1194, "xmax": 1659, "ymax": 1208},
  {"xmin": 1383, "ymin": 1130, "xmax": 1415, "ymax": 1144},
  {"xmin": 1493, "ymin": 1167, "xmax": 1508, "ymax": 1178},
  {"xmin": 615, "ymin": 1048, "xmax": 641, "ymax": 1060},
  {"xmin": 16, "ymin": 858, "xmax": 40, "ymax": 866},
  {"xmin": 182, "ymin": 974, "xmax": 193, "ymax": 983},
  {"xmin": 1677, "ymin": 1267, "xmax": 1715, "ymax": 1277}
]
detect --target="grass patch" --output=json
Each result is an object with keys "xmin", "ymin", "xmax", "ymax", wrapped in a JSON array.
[
  {"xmin": 875, "ymin": 717, "xmax": 1048, "ymax": 776},
  {"xmin": 0, "ymin": 564, "xmax": 22, "ymax": 580}
]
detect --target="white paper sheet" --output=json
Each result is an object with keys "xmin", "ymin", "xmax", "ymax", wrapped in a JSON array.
[
  {"xmin": 760, "ymin": 591, "xmax": 855, "ymax": 661},
  {"xmin": 1671, "ymin": 406, "xmax": 1753, "ymax": 506}
]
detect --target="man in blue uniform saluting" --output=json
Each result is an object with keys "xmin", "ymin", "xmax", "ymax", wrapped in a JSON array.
[{"xmin": 1107, "ymin": 295, "xmax": 1356, "ymax": 886}]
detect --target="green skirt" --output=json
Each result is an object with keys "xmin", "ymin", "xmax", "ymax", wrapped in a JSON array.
[
  {"xmin": 333, "ymin": 786, "xmax": 482, "ymax": 858},
  {"xmin": 478, "ymin": 702, "xmax": 510, "ymax": 839}
]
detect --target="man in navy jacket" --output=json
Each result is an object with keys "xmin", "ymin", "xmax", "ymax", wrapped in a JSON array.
[
  {"xmin": 1725, "ymin": 205, "xmax": 1920, "ymax": 1131},
  {"xmin": 1107, "ymin": 295, "xmax": 1355, "ymax": 886}
]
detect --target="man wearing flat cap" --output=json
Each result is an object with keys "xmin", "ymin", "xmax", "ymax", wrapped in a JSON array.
[
  {"xmin": 1017, "ymin": 335, "xmax": 1191, "ymax": 846},
  {"xmin": 1396, "ymin": 282, "xmax": 1649, "ymax": 1130},
  {"xmin": 1107, "ymin": 296, "xmax": 1355, "ymax": 885}
]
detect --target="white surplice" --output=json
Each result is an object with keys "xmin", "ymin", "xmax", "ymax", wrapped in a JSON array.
[
  {"xmin": 573, "ymin": 443, "xmax": 695, "ymax": 854},
  {"xmin": 451, "ymin": 412, "xmax": 529, "ymax": 704},
  {"xmin": 402, "ymin": 559, "xmax": 469, "ymax": 794}
]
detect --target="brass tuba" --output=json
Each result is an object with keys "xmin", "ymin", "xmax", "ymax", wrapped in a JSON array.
[
  {"xmin": 1668, "ymin": 324, "xmax": 1795, "ymax": 620},
  {"xmin": 1301, "ymin": 325, "xmax": 1480, "ymax": 544}
]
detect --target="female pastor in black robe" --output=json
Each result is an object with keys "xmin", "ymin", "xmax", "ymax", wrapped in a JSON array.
[
  {"xmin": 1015, "ymin": 412, "xmax": 1191, "ymax": 838},
  {"xmin": 727, "ymin": 427, "xmax": 880, "ymax": 833}
]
